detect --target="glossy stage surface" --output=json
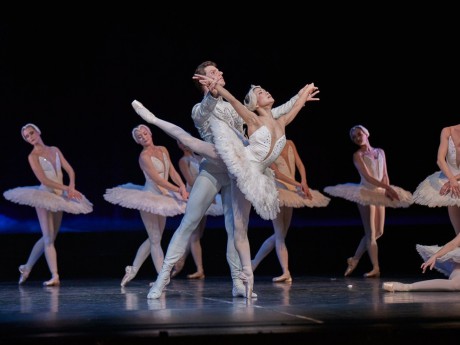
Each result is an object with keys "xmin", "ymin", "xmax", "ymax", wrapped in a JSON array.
[
  {"xmin": 1, "ymin": 214, "xmax": 460, "ymax": 344},
  {"xmin": 2, "ymin": 275, "xmax": 460, "ymax": 345}
]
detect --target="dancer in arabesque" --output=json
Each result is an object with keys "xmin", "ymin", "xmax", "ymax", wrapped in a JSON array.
[{"xmin": 133, "ymin": 75, "xmax": 319, "ymax": 298}]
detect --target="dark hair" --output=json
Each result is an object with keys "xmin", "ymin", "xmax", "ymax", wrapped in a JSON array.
[{"xmin": 193, "ymin": 61, "xmax": 217, "ymax": 91}]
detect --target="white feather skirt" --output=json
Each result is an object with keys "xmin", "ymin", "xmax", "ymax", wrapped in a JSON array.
[
  {"xmin": 104, "ymin": 183, "xmax": 186, "ymax": 217},
  {"xmin": 416, "ymin": 244, "xmax": 460, "ymax": 277},
  {"xmin": 323, "ymin": 183, "xmax": 413, "ymax": 208},
  {"xmin": 3, "ymin": 186, "xmax": 93, "ymax": 214}
]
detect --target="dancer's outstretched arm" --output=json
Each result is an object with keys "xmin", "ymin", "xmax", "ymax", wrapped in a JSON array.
[{"xmin": 132, "ymin": 100, "xmax": 219, "ymax": 160}]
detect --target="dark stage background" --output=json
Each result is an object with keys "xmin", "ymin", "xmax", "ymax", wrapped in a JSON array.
[{"xmin": 1, "ymin": 9, "xmax": 460, "ymax": 278}]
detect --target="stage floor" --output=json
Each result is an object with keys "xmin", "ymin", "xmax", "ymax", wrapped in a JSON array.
[{"xmin": 2, "ymin": 275, "xmax": 460, "ymax": 345}]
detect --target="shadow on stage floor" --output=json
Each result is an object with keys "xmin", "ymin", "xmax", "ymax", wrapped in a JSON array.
[{"xmin": 1, "ymin": 213, "xmax": 460, "ymax": 344}]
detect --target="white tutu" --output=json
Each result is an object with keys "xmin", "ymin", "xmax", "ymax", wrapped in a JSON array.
[
  {"xmin": 277, "ymin": 181, "xmax": 330, "ymax": 208},
  {"xmin": 324, "ymin": 183, "xmax": 413, "ymax": 208},
  {"xmin": 104, "ymin": 183, "xmax": 186, "ymax": 217},
  {"xmin": 413, "ymin": 171, "xmax": 460, "ymax": 207},
  {"xmin": 416, "ymin": 244, "xmax": 460, "ymax": 277},
  {"xmin": 211, "ymin": 120, "xmax": 279, "ymax": 220},
  {"xmin": 3, "ymin": 186, "xmax": 93, "ymax": 214}
]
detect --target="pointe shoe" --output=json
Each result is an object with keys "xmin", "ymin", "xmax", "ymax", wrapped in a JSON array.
[
  {"xmin": 147, "ymin": 270, "xmax": 170, "ymax": 299},
  {"xmin": 43, "ymin": 276, "xmax": 60, "ymax": 287},
  {"xmin": 344, "ymin": 257, "xmax": 358, "ymax": 277},
  {"xmin": 18, "ymin": 265, "xmax": 31, "ymax": 285},
  {"xmin": 121, "ymin": 266, "xmax": 138, "ymax": 287},
  {"xmin": 232, "ymin": 277, "xmax": 257, "ymax": 298},
  {"xmin": 363, "ymin": 270, "xmax": 380, "ymax": 278},
  {"xmin": 272, "ymin": 274, "xmax": 293, "ymax": 283},
  {"xmin": 239, "ymin": 271, "xmax": 255, "ymax": 300},
  {"xmin": 132, "ymin": 100, "xmax": 157, "ymax": 124},
  {"xmin": 187, "ymin": 271, "xmax": 205, "ymax": 279},
  {"xmin": 382, "ymin": 282, "xmax": 409, "ymax": 292}
]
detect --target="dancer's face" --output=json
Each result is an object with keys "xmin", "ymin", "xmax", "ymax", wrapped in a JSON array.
[
  {"xmin": 22, "ymin": 126, "xmax": 40, "ymax": 145},
  {"xmin": 134, "ymin": 127, "xmax": 153, "ymax": 146},
  {"xmin": 204, "ymin": 65, "xmax": 225, "ymax": 87}
]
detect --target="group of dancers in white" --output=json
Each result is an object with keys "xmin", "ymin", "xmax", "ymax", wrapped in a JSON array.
[{"xmin": 4, "ymin": 61, "xmax": 460, "ymax": 296}]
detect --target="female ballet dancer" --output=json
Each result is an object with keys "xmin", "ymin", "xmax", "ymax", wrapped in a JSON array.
[
  {"xmin": 412, "ymin": 124, "xmax": 460, "ymax": 231},
  {"xmin": 103, "ymin": 124, "xmax": 189, "ymax": 286},
  {"xmin": 132, "ymin": 79, "xmax": 319, "ymax": 298},
  {"xmin": 324, "ymin": 125, "xmax": 413, "ymax": 278},
  {"xmin": 171, "ymin": 140, "xmax": 223, "ymax": 280},
  {"xmin": 3, "ymin": 123, "xmax": 93, "ymax": 286},
  {"xmin": 251, "ymin": 139, "xmax": 330, "ymax": 283},
  {"xmin": 383, "ymin": 232, "xmax": 460, "ymax": 292},
  {"xmin": 383, "ymin": 124, "xmax": 460, "ymax": 291}
]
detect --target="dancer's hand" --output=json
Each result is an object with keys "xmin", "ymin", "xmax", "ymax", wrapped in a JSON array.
[
  {"xmin": 179, "ymin": 185, "xmax": 189, "ymax": 201},
  {"xmin": 193, "ymin": 73, "xmax": 223, "ymax": 92},
  {"xmin": 421, "ymin": 256, "xmax": 437, "ymax": 273},
  {"xmin": 298, "ymin": 83, "xmax": 320, "ymax": 103},
  {"xmin": 384, "ymin": 186, "xmax": 400, "ymax": 201}
]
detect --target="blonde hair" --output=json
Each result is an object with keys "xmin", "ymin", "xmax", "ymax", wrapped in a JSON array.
[
  {"xmin": 243, "ymin": 85, "xmax": 261, "ymax": 111},
  {"xmin": 349, "ymin": 125, "xmax": 369, "ymax": 141},
  {"xmin": 132, "ymin": 124, "xmax": 151, "ymax": 144},
  {"xmin": 21, "ymin": 123, "xmax": 41, "ymax": 141}
]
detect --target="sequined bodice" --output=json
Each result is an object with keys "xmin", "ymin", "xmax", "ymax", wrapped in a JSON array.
[
  {"xmin": 144, "ymin": 153, "xmax": 169, "ymax": 194},
  {"xmin": 360, "ymin": 149, "xmax": 384, "ymax": 188},
  {"xmin": 247, "ymin": 126, "xmax": 286, "ymax": 170},
  {"xmin": 39, "ymin": 153, "xmax": 63, "ymax": 183},
  {"xmin": 38, "ymin": 153, "xmax": 63, "ymax": 195},
  {"xmin": 447, "ymin": 136, "xmax": 460, "ymax": 174}
]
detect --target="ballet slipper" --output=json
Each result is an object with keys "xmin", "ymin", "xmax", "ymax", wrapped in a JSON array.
[
  {"xmin": 363, "ymin": 269, "xmax": 380, "ymax": 278},
  {"xmin": 187, "ymin": 271, "xmax": 205, "ymax": 280},
  {"xmin": 344, "ymin": 257, "xmax": 358, "ymax": 277},
  {"xmin": 382, "ymin": 282, "xmax": 409, "ymax": 292},
  {"xmin": 121, "ymin": 266, "xmax": 138, "ymax": 287},
  {"xmin": 147, "ymin": 270, "xmax": 170, "ymax": 299},
  {"xmin": 43, "ymin": 276, "xmax": 60, "ymax": 287},
  {"xmin": 232, "ymin": 279, "xmax": 258, "ymax": 298},
  {"xmin": 132, "ymin": 100, "xmax": 157, "ymax": 124},
  {"xmin": 272, "ymin": 274, "xmax": 292, "ymax": 283},
  {"xmin": 239, "ymin": 266, "xmax": 255, "ymax": 300},
  {"xmin": 18, "ymin": 265, "xmax": 31, "ymax": 285}
]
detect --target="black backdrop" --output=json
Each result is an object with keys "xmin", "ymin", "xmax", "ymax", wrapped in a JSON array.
[{"xmin": 1, "ymin": 9, "xmax": 459, "ymax": 229}]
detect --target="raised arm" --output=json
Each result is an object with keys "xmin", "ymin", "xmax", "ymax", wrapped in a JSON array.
[
  {"xmin": 193, "ymin": 74, "xmax": 259, "ymax": 127},
  {"xmin": 276, "ymin": 83, "xmax": 319, "ymax": 127},
  {"xmin": 272, "ymin": 83, "xmax": 319, "ymax": 119}
]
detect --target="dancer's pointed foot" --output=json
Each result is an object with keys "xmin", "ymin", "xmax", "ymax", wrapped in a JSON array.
[
  {"xmin": 121, "ymin": 266, "xmax": 138, "ymax": 287},
  {"xmin": 382, "ymin": 282, "xmax": 409, "ymax": 292},
  {"xmin": 187, "ymin": 271, "xmax": 205, "ymax": 279},
  {"xmin": 272, "ymin": 274, "xmax": 292, "ymax": 283},
  {"xmin": 147, "ymin": 270, "xmax": 170, "ymax": 299},
  {"xmin": 43, "ymin": 276, "xmax": 60, "ymax": 287},
  {"xmin": 132, "ymin": 100, "xmax": 157, "ymax": 124},
  {"xmin": 232, "ymin": 279, "xmax": 258, "ymax": 298},
  {"xmin": 344, "ymin": 257, "xmax": 358, "ymax": 277},
  {"xmin": 239, "ymin": 266, "xmax": 254, "ymax": 300},
  {"xmin": 18, "ymin": 265, "xmax": 31, "ymax": 285},
  {"xmin": 363, "ymin": 269, "xmax": 380, "ymax": 278}
]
